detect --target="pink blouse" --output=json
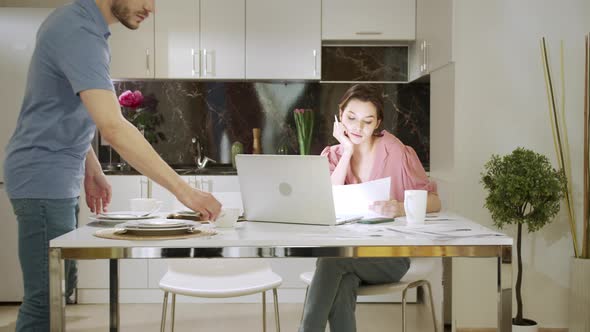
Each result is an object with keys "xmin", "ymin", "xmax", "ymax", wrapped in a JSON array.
[{"xmin": 321, "ymin": 131, "xmax": 437, "ymax": 202}]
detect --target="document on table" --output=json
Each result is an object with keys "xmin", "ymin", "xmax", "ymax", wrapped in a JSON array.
[{"xmin": 332, "ymin": 177, "xmax": 391, "ymax": 219}]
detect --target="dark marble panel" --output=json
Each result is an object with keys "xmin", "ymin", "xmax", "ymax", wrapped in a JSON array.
[
  {"xmin": 322, "ymin": 47, "xmax": 408, "ymax": 82},
  {"xmin": 101, "ymin": 81, "xmax": 429, "ymax": 170}
]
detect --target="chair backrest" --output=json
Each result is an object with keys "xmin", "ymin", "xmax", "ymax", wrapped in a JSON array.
[
  {"xmin": 166, "ymin": 259, "xmax": 273, "ymax": 278},
  {"xmin": 400, "ymin": 258, "xmax": 438, "ymax": 282}
]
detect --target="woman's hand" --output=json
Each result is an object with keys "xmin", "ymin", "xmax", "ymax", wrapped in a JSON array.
[
  {"xmin": 369, "ymin": 200, "xmax": 405, "ymax": 218},
  {"xmin": 333, "ymin": 117, "xmax": 353, "ymax": 153},
  {"xmin": 84, "ymin": 173, "xmax": 112, "ymax": 214}
]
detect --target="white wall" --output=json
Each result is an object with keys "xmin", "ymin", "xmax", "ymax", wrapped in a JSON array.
[{"xmin": 443, "ymin": 0, "xmax": 590, "ymax": 328}]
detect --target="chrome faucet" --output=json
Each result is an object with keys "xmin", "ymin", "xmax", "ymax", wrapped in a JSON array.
[{"xmin": 191, "ymin": 137, "xmax": 216, "ymax": 169}]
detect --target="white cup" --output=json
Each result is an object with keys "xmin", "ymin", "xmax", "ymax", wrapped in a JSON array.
[
  {"xmin": 130, "ymin": 198, "xmax": 162, "ymax": 214},
  {"xmin": 404, "ymin": 190, "xmax": 427, "ymax": 225},
  {"xmin": 214, "ymin": 208, "xmax": 241, "ymax": 228}
]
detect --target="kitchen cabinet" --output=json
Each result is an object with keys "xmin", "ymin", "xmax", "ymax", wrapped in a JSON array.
[
  {"xmin": 322, "ymin": 0, "xmax": 416, "ymax": 41},
  {"xmin": 108, "ymin": 15, "xmax": 155, "ymax": 79},
  {"xmin": 155, "ymin": 0, "xmax": 245, "ymax": 79},
  {"xmin": 246, "ymin": 0, "xmax": 321, "ymax": 80},
  {"xmin": 409, "ymin": 0, "xmax": 453, "ymax": 80},
  {"xmin": 77, "ymin": 176, "xmax": 149, "ymax": 292}
]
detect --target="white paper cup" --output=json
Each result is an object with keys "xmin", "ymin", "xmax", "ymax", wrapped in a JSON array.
[
  {"xmin": 130, "ymin": 198, "xmax": 162, "ymax": 214},
  {"xmin": 214, "ymin": 208, "xmax": 241, "ymax": 228},
  {"xmin": 404, "ymin": 190, "xmax": 427, "ymax": 225}
]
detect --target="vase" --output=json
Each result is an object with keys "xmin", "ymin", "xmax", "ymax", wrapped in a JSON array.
[
  {"xmin": 512, "ymin": 322, "xmax": 538, "ymax": 332},
  {"xmin": 569, "ymin": 257, "xmax": 590, "ymax": 332}
]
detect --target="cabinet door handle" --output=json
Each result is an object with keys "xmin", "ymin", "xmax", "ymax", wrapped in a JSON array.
[
  {"xmin": 191, "ymin": 48, "xmax": 197, "ymax": 76},
  {"xmin": 145, "ymin": 48, "xmax": 150, "ymax": 75},
  {"xmin": 420, "ymin": 41, "xmax": 427, "ymax": 73},
  {"xmin": 424, "ymin": 42, "xmax": 429, "ymax": 73},
  {"xmin": 355, "ymin": 31, "xmax": 383, "ymax": 35},
  {"xmin": 313, "ymin": 49, "xmax": 317, "ymax": 77},
  {"xmin": 203, "ymin": 49, "xmax": 213, "ymax": 76}
]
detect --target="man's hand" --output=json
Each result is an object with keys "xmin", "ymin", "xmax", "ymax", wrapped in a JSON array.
[
  {"xmin": 369, "ymin": 200, "xmax": 405, "ymax": 218},
  {"xmin": 84, "ymin": 173, "xmax": 112, "ymax": 214},
  {"xmin": 178, "ymin": 187, "xmax": 222, "ymax": 221}
]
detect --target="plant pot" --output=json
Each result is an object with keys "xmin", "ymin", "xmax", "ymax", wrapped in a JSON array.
[
  {"xmin": 512, "ymin": 319, "xmax": 538, "ymax": 332},
  {"xmin": 569, "ymin": 257, "xmax": 590, "ymax": 332}
]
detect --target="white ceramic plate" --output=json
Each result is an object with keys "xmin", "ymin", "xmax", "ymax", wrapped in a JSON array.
[
  {"xmin": 125, "ymin": 219, "xmax": 195, "ymax": 229},
  {"xmin": 88, "ymin": 211, "xmax": 158, "ymax": 223}
]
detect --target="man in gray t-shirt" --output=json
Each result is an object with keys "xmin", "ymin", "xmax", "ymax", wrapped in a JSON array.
[{"xmin": 4, "ymin": 1, "xmax": 221, "ymax": 330}]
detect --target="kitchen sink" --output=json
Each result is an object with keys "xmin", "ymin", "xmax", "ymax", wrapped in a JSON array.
[{"xmin": 173, "ymin": 164, "xmax": 237, "ymax": 175}]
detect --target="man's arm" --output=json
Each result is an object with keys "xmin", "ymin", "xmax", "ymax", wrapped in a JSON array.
[
  {"xmin": 84, "ymin": 147, "xmax": 112, "ymax": 214},
  {"xmin": 79, "ymin": 89, "xmax": 221, "ymax": 220}
]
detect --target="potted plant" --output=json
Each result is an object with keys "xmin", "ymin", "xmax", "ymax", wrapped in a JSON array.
[
  {"xmin": 481, "ymin": 147, "xmax": 566, "ymax": 331},
  {"xmin": 540, "ymin": 35, "xmax": 590, "ymax": 331}
]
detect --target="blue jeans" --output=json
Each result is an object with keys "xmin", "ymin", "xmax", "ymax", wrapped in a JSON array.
[
  {"xmin": 299, "ymin": 257, "xmax": 410, "ymax": 332},
  {"xmin": 11, "ymin": 198, "xmax": 79, "ymax": 332}
]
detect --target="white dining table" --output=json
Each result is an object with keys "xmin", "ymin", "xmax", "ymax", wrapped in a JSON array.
[{"xmin": 48, "ymin": 212, "xmax": 513, "ymax": 332}]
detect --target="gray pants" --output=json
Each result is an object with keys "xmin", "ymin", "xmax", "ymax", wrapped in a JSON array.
[{"xmin": 299, "ymin": 257, "xmax": 410, "ymax": 332}]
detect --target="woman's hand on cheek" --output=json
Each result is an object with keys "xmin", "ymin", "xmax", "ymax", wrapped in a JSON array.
[
  {"xmin": 333, "ymin": 119, "xmax": 353, "ymax": 153},
  {"xmin": 368, "ymin": 200, "xmax": 405, "ymax": 217}
]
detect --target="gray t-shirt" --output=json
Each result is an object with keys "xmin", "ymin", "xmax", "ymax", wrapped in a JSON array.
[{"xmin": 4, "ymin": 0, "xmax": 114, "ymax": 199}]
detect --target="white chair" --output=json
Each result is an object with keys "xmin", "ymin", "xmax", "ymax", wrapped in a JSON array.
[
  {"xmin": 299, "ymin": 258, "xmax": 438, "ymax": 332},
  {"xmin": 159, "ymin": 259, "xmax": 283, "ymax": 332}
]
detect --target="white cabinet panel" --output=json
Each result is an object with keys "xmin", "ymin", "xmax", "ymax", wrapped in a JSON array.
[
  {"xmin": 200, "ymin": 0, "xmax": 245, "ymax": 78},
  {"xmin": 155, "ymin": 0, "xmax": 244, "ymax": 79},
  {"xmin": 198, "ymin": 175, "xmax": 240, "ymax": 193},
  {"xmin": 109, "ymin": 16, "xmax": 155, "ymax": 79},
  {"xmin": 154, "ymin": 0, "xmax": 199, "ymax": 79},
  {"xmin": 246, "ymin": 0, "xmax": 321, "ymax": 80},
  {"xmin": 151, "ymin": 176, "xmax": 194, "ymax": 211},
  {"xmin": 322, "ymin": 0, "xmax": 416, "ymax": 41},
  {"xmin": 410, "ymin": 0, "xmax": 453, "ymax": 80},
  {"xmin": 78, "ymin": 175, "xmax": 148, "ymax": 290}
]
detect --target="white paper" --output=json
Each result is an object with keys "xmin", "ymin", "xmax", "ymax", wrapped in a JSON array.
[{"xmin": 332, "ymin": 177, "xmax": 391, "ymax": 217}]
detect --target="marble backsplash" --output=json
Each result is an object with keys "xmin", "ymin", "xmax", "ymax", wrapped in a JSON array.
[{"xmin": 100, "ymin": 81, "xmax": 430, "ymax": 169}]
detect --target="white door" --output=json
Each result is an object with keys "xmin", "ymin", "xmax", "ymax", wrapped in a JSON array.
[
  {"xmin": 410, "ymin": 0, "xmax": 453, "ymax": 80},
  {"xmin": 109, "ymin": 15, "xmax": 155, "ymax": 79},
  {"xmin": 246, "ymin": 0, "xmax": 321, "ymax": 80},
  {"xmin": 154, "ymin": 0, "xmax": 200, "ymax": 78},
  {"xmin": 417, "ymin": 0, "xmax": 453, "ymax": 73},
  {"xmin": 322, "ymin": 0, "xmax": 416, "ymax": 41},
  {"xmin": 200, "ymin": 0, "xmax": 245, "ymax": 79}
]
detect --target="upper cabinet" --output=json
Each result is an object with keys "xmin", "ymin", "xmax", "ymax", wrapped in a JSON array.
[
  {"xmin": 246, "ymin": 0, "xmax": 321, "ymax": 80},
  {"xmin": 109, "ymin": 15, "xmax": 155, "ymax": 79},
  {"xmin": 154, "ymin": 0, "xmax": 199, "ymax": 79},
  {"xmin": 322, "ymin": 0, "xmax": 415, "ymax": 41},
  {"xmin": 409, "ymin": 0, "xmax": 453, "ymax": 80},
  {"xmin": 155, "ymin": 0, "xmax": 245, "ymax": 79}
]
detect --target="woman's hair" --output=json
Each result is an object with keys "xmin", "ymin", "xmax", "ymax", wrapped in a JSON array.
[{"xmin": 338, "ymin": 84, "xmax": 385, "ymax": 135}]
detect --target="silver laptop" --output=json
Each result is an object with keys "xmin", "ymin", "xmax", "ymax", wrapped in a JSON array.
[{"xmin": 235, "ymin": 155, "xmax": 362, "ymax": 226}]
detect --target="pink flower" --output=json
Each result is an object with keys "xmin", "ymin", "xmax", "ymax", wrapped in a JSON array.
[{"xmin": 118, "ymin": 90, "xmax": 144, "ymax": 108}]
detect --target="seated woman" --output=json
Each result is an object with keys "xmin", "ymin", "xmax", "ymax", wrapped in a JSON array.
[{"xmin": 299, "ymin": 84, "xmax": 441, "ymax": 332}]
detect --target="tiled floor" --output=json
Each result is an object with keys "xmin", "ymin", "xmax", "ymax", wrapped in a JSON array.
[{"xmin": 0, "ymin": 301, "xmax": 434, "ymax": 332}]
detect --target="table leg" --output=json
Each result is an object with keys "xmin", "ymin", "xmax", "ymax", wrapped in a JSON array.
[
  {"xmin": 498, "ymin": 248, "xmax": 513, "ymax": 332},
  {"xmin": 110, "ymin": 259, "xmax": 120, "ymax": 332},
  {"xmin": 49, "ymin": 248, "xmax": 64, "ymax": 332},
  {"xmin": 442, "ymin": 257, "xmax": 452, "ymax": 332}
]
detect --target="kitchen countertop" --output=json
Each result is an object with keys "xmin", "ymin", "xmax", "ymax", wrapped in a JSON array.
[{"xmin": 102, "ymin": 164, "xmax": 237, "ymax": 176}]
